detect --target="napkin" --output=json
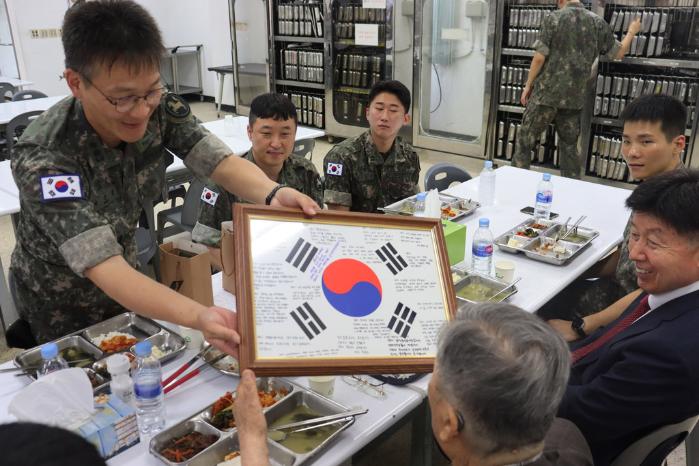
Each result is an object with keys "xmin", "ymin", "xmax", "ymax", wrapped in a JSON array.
[{"xmin": 8, "ymin": 368, "xmax": 94, "ymax": 429}]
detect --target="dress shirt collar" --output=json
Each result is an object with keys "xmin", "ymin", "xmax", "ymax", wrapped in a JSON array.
[{"xmin": 648, "ymin": 280, "xmax": 699, "ymax": 311}]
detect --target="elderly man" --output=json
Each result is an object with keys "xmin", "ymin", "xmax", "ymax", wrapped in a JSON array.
[
  {"xmin": 558, "ymin": 169, "xmax": 699, "ymax": 465},
  {"xmin": 233, "ymin": 303, "xmax": 593, "ymax": 466}
]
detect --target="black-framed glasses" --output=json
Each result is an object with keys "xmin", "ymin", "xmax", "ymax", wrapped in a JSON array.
[{"xmin": 82, "ymin": 75, "xmax": 166, "ymax": 113}]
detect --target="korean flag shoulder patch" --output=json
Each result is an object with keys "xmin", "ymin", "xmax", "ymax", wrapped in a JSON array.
[
  {"xmin": 39, "ymin": 174, "xmax": 83, "ymax": 202},
  {"xmin": 327, "ymin": 162, "xmax": 343, "ymax": 176},
  {"xmin": 200, "ymin": 187, "xmax": 220, "ymax": 206}
]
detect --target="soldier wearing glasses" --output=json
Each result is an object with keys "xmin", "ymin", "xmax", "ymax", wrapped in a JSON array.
[{"xmin": 10, "ymin": 0, "xmax": 317, "ymax": 347}]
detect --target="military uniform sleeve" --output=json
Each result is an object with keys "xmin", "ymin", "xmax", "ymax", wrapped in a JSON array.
[
  {"xmin": 323, "ymin": 148, "xmax": 353, "ymax": 207},
  {"xmin": 159, "ymin": 94, "xmax": 232, "ymax": 179},
  {"xmin": 191, "ymin": 184, "xmax": 232, "ymax": 247},
  {"xmin": 533, "ymin": 13, "xmax": 554, "ymax": 56},
  {"xmin": 597, "ymin": 18, "xmax": 621, "ymax": 59},
  {"xmin": 304, "ymin": 163, "xmax": 325, "ymax": 207},
  {"xmin": 12, "ymin": 147, "xmax": 123, "ymax": 277}
]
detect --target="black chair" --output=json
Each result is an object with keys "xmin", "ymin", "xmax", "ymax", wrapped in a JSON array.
[
  {"xmin": 136, "ymin": 197, "xmax": 161, "ymax": 281},
  {"xmin": 0, "ymin": 82, "xmax": 16, "ymax": 101},
  {"xmin": 156, "ymin": 179, "xmax": 206, "ymax": 244},
  {"xmin": 11, "ymin": 90, "xmax": 48, "ymax": 101},
  {"xmin": 293, "ymin": 139, "xmax": 315, "ymax": 160},
  {"xmin": 424, "ymin": 162, "xmax": 472, "ymax": 191},
  {"xmin": 5, "ymin": 110, "xmax": 43, "ymax": 159},
  {"xmin": 4, "ymin": 271, "xmax": 38, "ymax": 349}
]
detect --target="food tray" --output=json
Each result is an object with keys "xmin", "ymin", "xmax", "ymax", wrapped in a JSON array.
[
  {"xmin": 493, "ymin": 217, "xmax": 555, "ymax": 253},
  {"xmin": 382, "ymin": 193, "xmax": 480, "ymax": 222},
  {"xmin": 495, "ymin": 219, "xmax": 599, "ymax": 266},
  {"xmin": 204, "ymin": 348, "xmax": 240, "ymax": 376},
  {"xmin": 150, "ymin": 380, "xmax": 355, "ymax": 466},
  {"xmin": 13, "ymin": 313, "xmax": 187, "ymax": 394},
  {"xmin": 452, "ymin": 269, "xmax": 517, "ymax": 304}
]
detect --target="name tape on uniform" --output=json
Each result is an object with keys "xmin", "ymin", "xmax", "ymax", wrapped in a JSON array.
[
  {"xmin": 327, "ymin": 162, "xmax": 343, "ymax": 176},
  {"xmin": 201, "ymin": 187, "xmax": 219, "ymax": 206},
  {"xmin": 40, "ymin": 174, "xmax": 83, "ymax": 202}
]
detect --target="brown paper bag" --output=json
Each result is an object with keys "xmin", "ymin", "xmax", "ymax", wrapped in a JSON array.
[
  {"xmin": 220, "ymin": 221, "xmax": 236, "ymax": 294},
  {"xmin": 159, "ymin": 239, "xmax": 214, "ymax": 306}
]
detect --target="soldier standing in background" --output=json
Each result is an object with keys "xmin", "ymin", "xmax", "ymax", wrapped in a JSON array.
[{"xmin": 514, "ymin": 0, "xmax": 641, "ymax": 178}]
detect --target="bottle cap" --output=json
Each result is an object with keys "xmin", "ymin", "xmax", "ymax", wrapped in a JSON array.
[
  {"xmin": 543, "ymin": 173, "xmax": 551, "ymax": 181},
  {"xmin": 484, "ymin": 160, "xmax": 493, "ymax": 169},
  {"xmin": 106, "ymin": 354, "xmax": 131, "ymax": 375},
  {"xmin": 479, "ymin": 218, "xmax": 490, "ymax": 228},
  {"xmin": 416, "ymin": 192, "xmax": 427, "ymax": 201},
  {"xmin": 40, "ymin": 342, "xmax": 58, "ymax": 360},
  {"xmin": 134, "ymin": 340, "xmax": 153, "ymax": 357}
]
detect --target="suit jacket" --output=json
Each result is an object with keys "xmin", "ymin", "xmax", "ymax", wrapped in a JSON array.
[
  {"xmin": 533, "ymin": 418, "xmax": 593, "ymax": 466},
  {"xmin": 558, "ymin": 289, "xmax": 699, "ymax": 466}
]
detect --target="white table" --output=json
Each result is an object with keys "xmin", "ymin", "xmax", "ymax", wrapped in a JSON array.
[
  {"xmin": 0, "ymin": 95, "xmax": 65, "ymax": 125},
  {"xmin": 0, "ymin": 274, "xmax": 425, "ymax": 466},
  {"xmin": 0, "ymin": 76, "xmax": 33, "ymax": 89}
]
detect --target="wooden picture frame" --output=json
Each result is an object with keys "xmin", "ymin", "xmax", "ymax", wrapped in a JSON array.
[{"xmin": 233, "ymin": 205, "xmax": 456, "ymax": 376}]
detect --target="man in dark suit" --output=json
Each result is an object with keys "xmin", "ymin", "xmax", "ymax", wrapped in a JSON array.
[{"xmin": 558, "ymin": 169, "xmax": 699, "ymax": 466}]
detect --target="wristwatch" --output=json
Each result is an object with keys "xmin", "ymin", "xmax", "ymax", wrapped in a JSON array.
[
  {"xmin": 571, "ymin": 314, "xmax": 587, "ymax": 338},
  {"xmin": 265, "ymin": 184, "xmax": 286, "ymax": 205}
]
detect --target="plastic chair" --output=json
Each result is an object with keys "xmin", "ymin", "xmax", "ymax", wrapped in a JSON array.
[
  {"xmin": 610, "ymin": 415, "xmax": 699, "ymax": 466},
  {"xmin": 157, "ymin": 179, "xmax": 206, "ymax": 244},
  {"xmin": 136, "ymin": 197, "xmax": 161, "ymax": 281},
  {"xmin": 293, "ymin": 138, "xmax": 315, "ymax": 160},
  {"xmin": 5, "ymin": 110, "xmax": 42, "ymax": 158},
  {"xmin": 424, "ymin": 162, "xmax": 472, "ymax": 191},
  {"xmin": 12, "ymin": 90, "xmax": 48, "ymax": 102},
  {"xmin": 0, "ymin": 82, "xmax": 16, "ymax": 101}
]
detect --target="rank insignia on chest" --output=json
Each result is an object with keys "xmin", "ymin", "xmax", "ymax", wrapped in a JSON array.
[
  {"xmin": 327, "ymin": 162, "xmax": 343, "ymax": 176},
  {"xmin": 201, "ymin": 187, "xmax": 219, "ymax": 206},
  {"xmin": 39, "ymin": 174, "xmax": 83, "ymax": 202}
]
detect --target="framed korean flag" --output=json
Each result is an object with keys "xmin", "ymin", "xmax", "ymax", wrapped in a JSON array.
[{"xmin": 233, "ymin": 205, "xmax": 456, "ymax": 375}]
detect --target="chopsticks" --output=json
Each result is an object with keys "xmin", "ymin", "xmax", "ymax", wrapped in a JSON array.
[
  {"xmin": 162, "ymin": 346, "xmax": 227, "ymax": 394},
  {"xmin": 559, "ymin": 215, "xmax": 587, "ymax": 242},
  {"xmin": 268, "ymin": 408, "xmax": 368, "ymax": 432}
]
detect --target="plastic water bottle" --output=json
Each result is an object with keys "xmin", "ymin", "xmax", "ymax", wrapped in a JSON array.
[
  {"xmin": 479, "ymin": 160, "xmax": 496, "ymax": 207},
  {"xmin": 38, "ymin": 342, "xmax": 69, "ymax": 378},
  {"xmin": 471, "ymin": 218, "xmax": 494, "ymax": 276},
  {"xmin": 107, "ymin": 354, "xmax": 134, "ymax": 406},
  {"xmin": 534, "ymin": 173, "xmax": 553, "ymax": 220},
  {"xmin": 414, "ymin": 192, "xmax": 426, "ymax": 214},
  {"xmin": 133, "ymin": 341, "xmax": 165, "ymax": 435}
]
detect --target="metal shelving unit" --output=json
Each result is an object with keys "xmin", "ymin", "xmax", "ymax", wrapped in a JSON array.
[
  {"xmin": 274, "ymin": 36, "xmax": 325, "ymax": 43},
  {"xmin": 160, "ymin": 45, "xmax": 204, "ymax": 100}
]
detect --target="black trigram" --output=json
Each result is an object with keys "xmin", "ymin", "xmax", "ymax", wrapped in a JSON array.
[
  {"xmin": 387, "ymin": 303, "xmax": 416, "ymax": 338},
  {"xmin": 375, "ymin": 242, "xmax": 408, "ymax": 275},
  {"xmin": 290, "ymin": 302, "xmax": 326, "ymax": 340},
  {"xmin": 285, "ymin": 238, "xmax": 318, "ymax": 273}
]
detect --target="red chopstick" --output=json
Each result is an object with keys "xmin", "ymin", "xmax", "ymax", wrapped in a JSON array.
[
  {"xmin": 163, "ymin": 353, "xmax": 227, "ymax": 394},
  {"xmin": 162, "ymin": 346, "xmax": 212, "ymax": 387}
]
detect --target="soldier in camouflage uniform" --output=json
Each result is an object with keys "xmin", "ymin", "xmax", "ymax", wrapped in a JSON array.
[
  {"xmin": 9, "ymin": 1, "xmax": 317, "ymax": 345},
  {"xmin": 324, "ymin": 80, "xmax": 420, "ymax": 212},
  {"xmin": 514, "ymin": 0, "xmax": 641, "ymax": 178},
  {"xmin": 544, "ymin": 95, "xmax": 689, "ymax": 340},
  {"xmin": 192, "ymin": 93, "xmax": 323, "ymax": 248}
]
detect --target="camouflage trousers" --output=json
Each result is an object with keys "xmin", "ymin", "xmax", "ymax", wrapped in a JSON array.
[{"xmin": 513, "ymin": 104, "xmax": 582, "ymax": 179}]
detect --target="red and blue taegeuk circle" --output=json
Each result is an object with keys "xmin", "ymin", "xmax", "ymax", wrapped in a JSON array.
[
  {"xmin": 321, "ymin": 258, "xmax": 382, "ymax": 317},
  {"xmin": 55, "ymin": 180, "xmax": 69, "ymax": 193}
]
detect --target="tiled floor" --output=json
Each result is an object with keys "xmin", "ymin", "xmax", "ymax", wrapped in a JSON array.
[{"xmin": 0, "ymin": 101, "xmax": 687, "ymax": 466}]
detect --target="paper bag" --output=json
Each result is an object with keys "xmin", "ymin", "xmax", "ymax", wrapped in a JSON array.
[
  {"xmin": 220, "ymin": 221, "xmax": 236, "ymax": 294},
  {"xmin": 159, "ymin": 239, "xmax": 214, "ymax": 306}
]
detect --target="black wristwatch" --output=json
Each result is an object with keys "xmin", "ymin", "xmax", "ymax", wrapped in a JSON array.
[
  {"xmin": 265, "ymin": 184, "xmax": 286, "ymax": 205},
  {"xmin": 571, "ymin": 314, "xmax": 587, "ymax": 338}
]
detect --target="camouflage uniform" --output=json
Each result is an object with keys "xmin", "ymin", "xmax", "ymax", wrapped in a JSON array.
[
  {"xmin": 514, "ymin": 2, "xmax": 621, "ymax": 179},
  {"xmin": 191, "ymin": 150, "xmax": 324, "ymax": 247},
  {"xmin": 323, "ymin": 130, "xmax": 420, "ymax": 212},
  {"xmin": 10, "ymin": 94, "xmax": 232, "ymax": 343}
]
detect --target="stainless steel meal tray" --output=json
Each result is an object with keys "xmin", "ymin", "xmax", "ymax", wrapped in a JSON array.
[
  {"xmin": 150, "ymin": 380, "xmax": 356, "ymax": 466},
  {"xmin": 453, "ymin": 270, "xmax": 517, "ymax": 304},
  {"xmin": 129, "ymin": 331, "xmax": 187, "ymax": 366},
  {"xmin": 204, "ymin": 348, "xmax": 240, "ymax": 377},
  {"xmin": 522, "ymin": 226, "xmax": 599, "ymax": 266},
  {"xmin": 82, "ymin": 312, "xmax": 162, "ymax": 344},
  {"xmin": 382, "ymin": 193, "xmax": 480, "ymax": 221},
  {"xmin": 199, "ymin": 378, "xmax": 295, "ymax": 432},
  {"xmin": 494, "ymin": 217, "xmax": 556, "ymax": 253}
]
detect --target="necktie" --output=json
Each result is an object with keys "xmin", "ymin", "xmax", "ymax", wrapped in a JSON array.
[{"xmin": 572, "ymin": 295, "xmax": 651, "ymax": 365}]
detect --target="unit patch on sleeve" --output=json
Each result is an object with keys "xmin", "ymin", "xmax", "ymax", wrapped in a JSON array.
[
  {"xmin": 326, "ymin": 162, "xmax": 343, "ymax": 176},
  {"xmin": 200, "ymin": 187, "xmax": 220, "ymax": 206},
  {"xmin": 39, "ymin": 174, "xmax": 83, "ymax": 202}
]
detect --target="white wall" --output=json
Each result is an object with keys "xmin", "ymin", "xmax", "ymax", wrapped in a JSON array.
[{"xmin": 5, "ymin": 0, "xmax": 236, "ymax": 105}]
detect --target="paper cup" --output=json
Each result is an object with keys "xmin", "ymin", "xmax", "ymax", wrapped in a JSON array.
[
  {"xmin": 223, "ymin": 115, "xmax": 235, "ymax": 136},
  {"xmin": 308, "ymin": 376, "xmax": 336, "ymax": 397},
  {"xmin": 494, "ymin": 260, "xmax": 516, "ymax": 283}
]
